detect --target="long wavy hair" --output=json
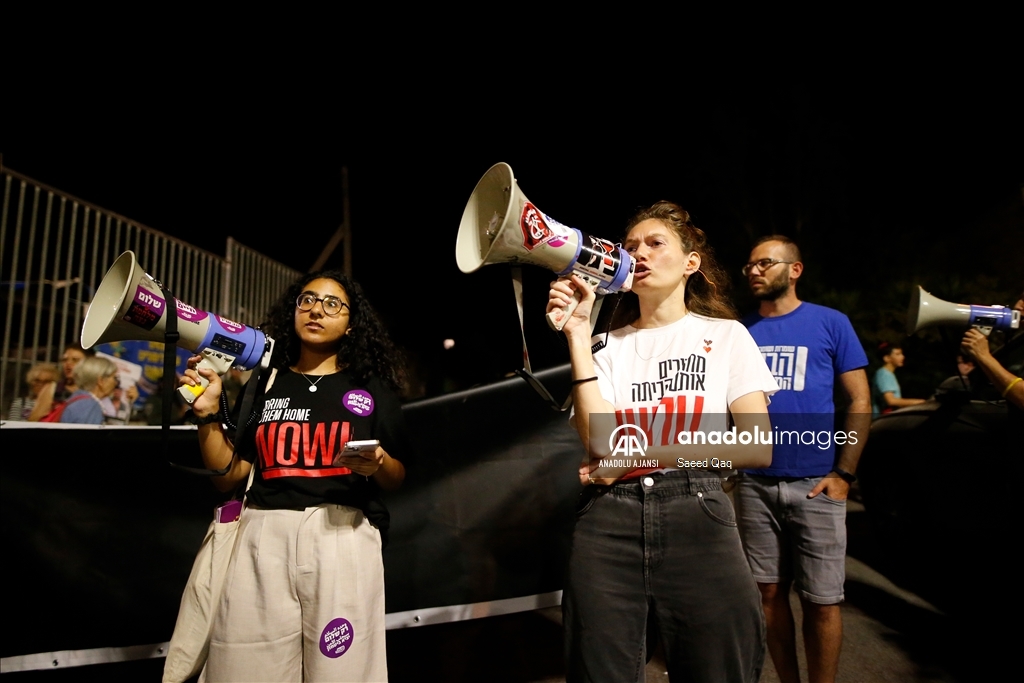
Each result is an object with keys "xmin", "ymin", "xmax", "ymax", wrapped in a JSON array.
[
  {"xmin": 609, "ymin": 200, "xmax": 737, "ymax": 328},
  {"xmin": 263, "ymin": 270, "xmax": 404, "ymax": 390}
]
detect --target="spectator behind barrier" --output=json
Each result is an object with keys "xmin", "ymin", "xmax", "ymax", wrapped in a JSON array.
[
  {"xmin": 870, "ymin": 343, "xmax": 925, "ymax": 417},
  {"xmin": 27, "ymin": 344, "xmax": 95, "ymax": 421},
  {"xmin": 7, "ymin": 363, "xmax": 59, "ymax": 421},
  {"xmin": 60, "ymin": 356, "xmax": 119, "ymax": 425}
]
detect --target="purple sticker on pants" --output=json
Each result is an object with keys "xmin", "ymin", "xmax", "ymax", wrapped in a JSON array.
[
  {"xmin": 320, "ymin": 618, "xmax": 353, "ymax": 658},
  {"xmin": 343, "ymin": 389, "xmax": 374, "ymax": 416}
]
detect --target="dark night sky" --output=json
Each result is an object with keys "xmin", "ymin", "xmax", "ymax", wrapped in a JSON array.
[{"xmin": 4, "ymin": 69, "xmax": 1021, "ymax": 394}]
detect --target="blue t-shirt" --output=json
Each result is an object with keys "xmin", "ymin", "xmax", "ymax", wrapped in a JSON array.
[
  {"xmin": 742, "ymin": 302, "xmax": 868, "ymax": 477},
  {"xmin": 871, "ymin": 367, "xmax": 901, "ymax": 417},
  {"xmin": 59, "ymin": 390, "xmax": 105, "ymax": 425}
]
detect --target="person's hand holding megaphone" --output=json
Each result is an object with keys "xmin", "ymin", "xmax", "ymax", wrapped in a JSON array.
[
  {"xmin": 548, "ymin": 274, "xmax": 598, "ymax": 338},
  {"xmin": 182, "ymin": 355, "xmax": 223, "ymax": 421}
]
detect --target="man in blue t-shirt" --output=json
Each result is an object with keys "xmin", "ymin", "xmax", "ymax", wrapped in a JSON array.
[{"xmin": 735, "ymin": 236, "xmax": 870, "ymax": 683}]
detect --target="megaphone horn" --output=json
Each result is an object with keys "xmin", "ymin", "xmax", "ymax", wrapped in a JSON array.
[
  {"xmin": 907, "ymin": 285, "xmax": 1021, "ymax": 336},
  {"xmin": 82, "ymin": 251, "xmax": 273, "ymax": 404},
  {"xmin": 456, "ymin": 162, "xmax": 634, "ymax": 330}
]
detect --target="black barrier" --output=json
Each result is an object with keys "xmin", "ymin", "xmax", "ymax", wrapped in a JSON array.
[{"xmin": 0, "ymin": 365, "xmax": 581, "ymax": 671}]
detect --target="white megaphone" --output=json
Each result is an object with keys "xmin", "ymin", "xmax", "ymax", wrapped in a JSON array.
[
  {"xmin": 456, "ymin": 162, "xmax": 634, "ymax": 330},
  {"xmin": 907, "ymin": 285, "xmax": 1021, "ymax": 336},
  {"xmin": 81, "ymin": 251, "xmax": 274, "ymax": 404}
]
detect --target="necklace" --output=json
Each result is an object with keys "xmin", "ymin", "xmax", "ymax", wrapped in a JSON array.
[
  {"xmin": 300, "ymin": 373, "xmax": 327, "ymax": 393},
  {"xmin": 632, "ymin": 314, "xmax": 687, "ymax": 361},
  {"xmin": 633, "ymin": 332, "xmax": 673, "ymax": 361}
]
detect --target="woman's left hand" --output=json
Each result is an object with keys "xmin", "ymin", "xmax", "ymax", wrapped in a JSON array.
[{"xmin": 336, "ymin": 447, "xmax": 386, "ymax": 477}]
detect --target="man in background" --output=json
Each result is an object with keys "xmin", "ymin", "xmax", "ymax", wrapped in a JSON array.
[
  {"xmin": 870, "ymin": 343, "xmax": 925, "ymax": 417},
  {"xmin": 735, "ymin": 236, "xmax": 871, "ymax": 683}
]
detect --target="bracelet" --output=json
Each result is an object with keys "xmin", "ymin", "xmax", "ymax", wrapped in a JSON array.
[
  {"xmin": 571, "ymin": 376, "xmax": 599, "ymax": 387},
  {"xmin": 832, "ymin": 467, "xmax": 857, "ymax": 484},
  {"xmin": 187, "ymin": 410, "xmax": 223, "ymax": 426},
  {"xmin": 1003, "ymin": 377, "xmax": 1023, "ymax": 397}
]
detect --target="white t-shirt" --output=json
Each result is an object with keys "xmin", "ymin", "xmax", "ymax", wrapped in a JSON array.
[{"xmin": 590, "ymin": 313, "xmax": 779, "ymax": 472}]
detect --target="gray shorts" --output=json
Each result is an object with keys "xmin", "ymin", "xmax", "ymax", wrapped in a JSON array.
[{"xmin": 734, "ymin": 474, "xmax": 847, "ymax": 604}]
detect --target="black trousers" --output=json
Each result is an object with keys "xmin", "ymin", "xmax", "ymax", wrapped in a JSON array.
[{"xmin": 563, "ymin": 470, "xmax": 765, "ymax": 683}]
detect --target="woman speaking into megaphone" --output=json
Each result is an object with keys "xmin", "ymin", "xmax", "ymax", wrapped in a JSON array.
[
  {"xmin": 548, "ymin": 201, "xmax": 778, "ymax": 683},
  {"xmin": 178, "ymin": 270, "xmax": 410, "ymax": 682}
]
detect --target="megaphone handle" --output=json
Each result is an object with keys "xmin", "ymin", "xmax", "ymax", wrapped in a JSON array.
[
  {"xmin": 178, "ymin": 350, "xmax": 237, "ymax": 405},
  {"xmin": 546, "ymin": 288, "xmax": 582, "ymax": 332}
]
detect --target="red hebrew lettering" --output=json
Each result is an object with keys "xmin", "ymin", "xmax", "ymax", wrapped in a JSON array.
[
  {"xmin": 690, "ymin": 396, "xmax": 704, "ymax": 432},
  {"xmin": 617, "ymin": 407, "xmax": 656, "ymax": 444},
  {"xmin": 659, "ymin": 395, "xmax": 677, "ymax": 446}
]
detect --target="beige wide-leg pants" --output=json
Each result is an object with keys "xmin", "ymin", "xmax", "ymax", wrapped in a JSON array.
[{"xmin": 204, "ymin": 504, "xmax": 387, "ymax": 682}]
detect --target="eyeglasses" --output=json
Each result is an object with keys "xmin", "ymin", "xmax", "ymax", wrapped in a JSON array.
[
  {"xmin": 741, "ymin": 259, "xmax": 794, "ymax": 276},
  {"xmin": 296, "ymin": 293, "xmax": 350, "ymax": 317}
]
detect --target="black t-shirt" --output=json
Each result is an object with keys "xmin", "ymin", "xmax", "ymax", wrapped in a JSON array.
[{"xmin": 234, "ymin": 369, "xmax": 411, "ymax": 539}]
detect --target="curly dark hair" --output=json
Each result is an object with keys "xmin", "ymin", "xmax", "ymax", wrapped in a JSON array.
[
  {"xmin": 610, "ymin": 200, "xmax": 738, "ymax": 328},
  {"xmin": 263, "ymin": 270, "xmax": 405, "ymax": 390}
]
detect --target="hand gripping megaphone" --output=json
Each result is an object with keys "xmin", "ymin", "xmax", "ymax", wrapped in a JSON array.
[
  {"xmin": 907, "ymin": 285, "xmax": 1021, "ymax": 336},
  {"xmin": 81, "ymin": 251, "xmax": 274, "ymax": 404},
  {"xmin": 456, "ymin": 162, "xmax": 634, "ymax": 330}
]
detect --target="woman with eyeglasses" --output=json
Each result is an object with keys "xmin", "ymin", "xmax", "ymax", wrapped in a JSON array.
[
  {"xmin": 179, "ymin": 270, "xmax": 409, "ymax": 682},
  {"xmin": 548, "ymin": 201, "xmax": 778, "ymax": 683}
]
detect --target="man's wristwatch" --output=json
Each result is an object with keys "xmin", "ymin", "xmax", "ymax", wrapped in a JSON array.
[
  {"xmin": 831, "ymin": 467, "xmax": 857, "ymax": 484},
  {"xmin": 187, "ymin": 410, "xmax": 222, "ymax": 426}
]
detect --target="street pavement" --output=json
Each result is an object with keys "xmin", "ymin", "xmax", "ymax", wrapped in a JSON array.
[
  {"xmin": 6, "ymin": 500, "xmax": 986, "ymax": 682},
  {"xmin": 385, "ymin": 500, "xmax": 977, "ymax": 683}
]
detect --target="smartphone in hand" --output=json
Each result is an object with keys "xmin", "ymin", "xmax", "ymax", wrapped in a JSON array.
[{"xmin": 333, "ymin": 440, "xmax": 380, "ymax": 466}]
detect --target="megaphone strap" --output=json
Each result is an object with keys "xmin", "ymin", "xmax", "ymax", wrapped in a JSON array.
[
  {"xmin": 512, "ymin": 268, "xmax": 532, "ymax": 374},
  {"xmin": 154, "ymin": 274, "xmax": 269, "ymax": 477},
  {"xmin": 155, "ymin": 279, "xmax": 192, "ymax": 468},
  {"xmin": 511, "ymin": 267, "xmax": 605, "ymax": 411}
]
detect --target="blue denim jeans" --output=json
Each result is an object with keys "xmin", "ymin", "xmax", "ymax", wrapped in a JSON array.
[
  {"xmin": 563, "ymin": 470, "xmax": 765, "ymax": 683},
  {"xmin": 734, "ymin": 474, "xmax": 847, "ymax": 604}
]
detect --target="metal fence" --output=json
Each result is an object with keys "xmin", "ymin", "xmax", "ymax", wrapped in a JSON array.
[
  {"xmin": 223, "ymin": 237, "xmax": 304, "ymax": 327},
  {"xmin": 0, "ymin": 167, "xmax": 301, "ymax": 415}
]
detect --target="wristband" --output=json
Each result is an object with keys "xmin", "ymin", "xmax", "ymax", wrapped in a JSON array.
[
  {"xmin": 188, "ymin": 410, "xmax": 223, "ymax": 426},
  {"xmin": 571, "ymin": 376, "xmax": 599, "ymax": 387},
  {"xmin": 831, "ymin": 467, "xmax": 856, "ymax": 484},
  {"xmin": 1003, "ymin": 377, "xmax": 1022, "ymax": 397}
]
